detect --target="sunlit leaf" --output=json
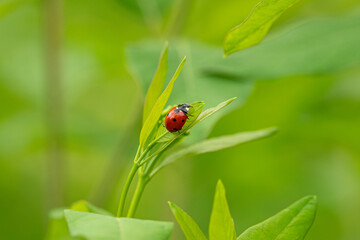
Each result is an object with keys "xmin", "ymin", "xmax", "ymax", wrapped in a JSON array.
[
  {"xmin": 142, "ymin": 42, "xmax": 168, "ymax": 124},
  {"xmin": 65, "ymin": 210, "xmax": 173, "ymax": 240},
  {"xmin": 46, "ymin": 201, "xmax": 111, "ymax": 240},
  {"xmin": 237, "ymin": 196, "xmax": 317, "ymax": 240},
  {"xmin": 169, "ymin": 202, "xmax": 208, "ymax": 240},
  {"xmin": 151, "ymin": 127, "xmax": 277, "ymax": 176},
  {"xmin": 191, "ymin": 97, "xmax": 236, "ymax": 127},
  {"xmin": 209, "ymin": 180, "xmax": 236, "ymax": 240},
  {"xmin": 126, "ymin": 42, "xmax": 254, "ymax": 143},
  {"xmin": 223, "ymin": 0, "xmax": 299, "ymax": 56},
  {"xmin": 139, "ymin": 57, "xmax": 186, "ymax": 149}
]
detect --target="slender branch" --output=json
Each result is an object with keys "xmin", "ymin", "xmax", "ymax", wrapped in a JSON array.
[
  {"xmin": 116, "ymin": 163, "xmax": 139, "ymax": 217},
  {"xmin": 127, "ymin": 175, "xmax": 148, "ymax": 218},
  {"xmin": 44, "ymin": 0, "xmax": 64, "ymax": 210}
]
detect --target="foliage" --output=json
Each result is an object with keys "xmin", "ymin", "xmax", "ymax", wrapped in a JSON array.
[{"xmin": 170, "ymin": 180, "xmax": 317, "ymax": 240}]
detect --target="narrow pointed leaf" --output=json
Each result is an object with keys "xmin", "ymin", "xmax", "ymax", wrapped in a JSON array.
[
  {"xmin": 143, "ymin": 42, "xmax": 168, "ymax": 124},
  {"xmin": 151, "ymin": 127, "xmax": 277, "ymax": 176},
  {"xmin": 65, "ymin": 210, "xmax": 173, "ymax": 240},
  {"xmin": 209, "ymin": 180, "xmax": 236, "ymax": 240},
  {"xmin": 169, "ymin": 202, "xmax": 208, "ymax": 240},
  {"xmin": 191, "ymin": 97, "xmax": 236, "ymax": 127},
  {"xmin": 224, "ymin": 0, "xmax": 299, "ymax": 56},
  {"xmin": 139, "ymin": 57, "xmax": 186, "ymax": 149},
  {"xmin": 237, "ymin": 196, "xmax": 317, "ymax": 240}
]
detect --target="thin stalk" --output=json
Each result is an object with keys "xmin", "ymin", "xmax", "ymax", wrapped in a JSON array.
[
  {"xmin": 127, "ymin": 175, "xmax": 148, "ymax": 218},
  {"xmin": 127, "ymin": 154, "xmax": 162, "ymax": 218},
  {"xmin": 116, "ymin": 163, "xmax": 139, "ymax": 217}
]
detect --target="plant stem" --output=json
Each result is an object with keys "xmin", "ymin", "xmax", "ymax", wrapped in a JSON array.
[
  {"xmin": 127, "ymin": 175, "xmax": 148, "ymax": 218},
  {"xmin": 116, "ymin": 163, "xmax": 139, "ymax": 217}
]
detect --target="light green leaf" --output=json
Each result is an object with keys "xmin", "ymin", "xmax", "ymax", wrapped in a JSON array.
[
  {"xmin": 64, "ymin": 210, "xmax": 173, "ymax": 240},
  {"xmin": 192, "ymin": 97, "xmax": 236, "ymax": 127},
  {"xmin": 168, "ymin": 202, "xmax": 208, "ymax": 240},
  {"xmin": 139, "ymin": 101, "xmax": 204, "ymax": 165},
  {"xmin": 237, "ymin": 196, "xmax": 317, "ymax": 240},
  {"xmin": 156, "ymin": 101, "xmax": 205, "ymax": 142},
  {"xmin": 126, "ymin": 41, "xmax": 254, "ymax": 143},
  {"xmin": 139, "ymin": 57, "xmax": 186, "ymax": 149},
  {"xmin": 209, "ymin": 180, "xmax": 236, "ymax": 240},
  {"xmin": 151, "ymin": 127, "xmax": 277, "ymax": 176},
  {"xmin": 223, "ymin": 0, "xmax": 299, "ymax": 56},
  {"xmin": 70, "ymin": 200, "xmax": 112, "ymax": 216},
  {"xmin": 46, "ymin": 201, "xmax": 110, "ymax": 240},
  {"xmin": 142, "ymin": 42, "xmax": 168, "ymax": 124},
  {"xmin": 212, "ymin": 14, "xmax": 360, "ymax": 79}
]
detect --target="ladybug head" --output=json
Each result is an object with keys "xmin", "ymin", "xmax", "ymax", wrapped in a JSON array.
[{"xmin": 177, "ymin": 103, "xmax": 192, "ymax": 114}]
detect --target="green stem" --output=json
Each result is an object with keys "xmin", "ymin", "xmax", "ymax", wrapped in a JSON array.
[
  {"xmin": 127, "ymin": 175, "xmax": 148, "ymax": 218},
  {"xmin": 116, "ymin": 164, "xmax": 139, "ymax": 217}
]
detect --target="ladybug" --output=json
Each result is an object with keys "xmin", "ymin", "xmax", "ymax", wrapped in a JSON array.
[{"xmin": 165, "ymin": 104, "xmax": 192, "ymax": 132}]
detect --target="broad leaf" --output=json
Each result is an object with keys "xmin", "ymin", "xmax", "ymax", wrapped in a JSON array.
[
  {"xmin": 211, "ymin": 14, "xmax": 360, "ymax": 79},
  {"xmin": 142, "ymin": 42, "xmax": 168, "ymax": 124},
  {"xmin": 46, "ymin": 201, "xmax": 111, "ymax": 240},
  {"xmin": 237, "ymin": 196, "xmax": 317, "ymax": 240},
  {"xmin": 169, "ymin": 202, "xmax": 207, "ymax": 240},
  {"xmin": 223, "ymin": 0, "xmax": 299, "ymax": 56},
  {"xmin": 209, "ymin": 180, "xmax": 236, "ymax": 240},
  {"xmin": 64, "ymin": 210, "xmax": 173, "ymax": 240},
  {"xmin": 139, "ymin": 57, "xmax": 186, "ymax": 149},
  {"xmin": 151, "ymin": 127, "xmax": 277, "ymax": 177}
]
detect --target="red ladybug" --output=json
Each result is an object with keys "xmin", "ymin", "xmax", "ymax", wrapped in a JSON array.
[{"xmin": 165, "ymin": 104, "xmax": 192, "ymax": 132}]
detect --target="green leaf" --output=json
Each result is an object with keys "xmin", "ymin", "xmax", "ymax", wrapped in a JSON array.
[
  {"xmin": 192, "ymin": 97, "xmax": 236, "ymax": 127},
  {"xmin": 139, "ymin": 57, "xmax": 186, "ymax": 149},
  {"xmin": 126, "ymin": 41, "xmax": 254, "ymax": 143},
  {"xmin": 151, "ymin": 127, "xmax": 277, "ymax": 176},
  {"xmin": 156, "ymin": 101, "xmax": 205, "ymax": 143},
  {"xmin": 46, "ymin": 201, "xmax": 110, "ymax": 240},
  {"xmin": 64, "ymin": 210, "xmax": 173, "ymax": 240},
  {"xmin": 209, "ymin": 180, "xmax": 236, "ymax": 240},
  {"xmin": 237, "ymin": 196, "xmax": 317, "ymax": 240},
  {"xmin": 142, "ymin": 42, "xmax": 168, "ymax": 124},
  {"xmin": 223, "ymin": 0, "xmax": 299, "ymax": 56},
  {"xmin": 168, "ymin": 202, "xmax": 208, "ymax": 240},
  {"xmin": 70, "ymin": 200, "xmax": 112, "ymax": 216},
  {"xmin": 213, "ymin": 14, "xmax": 360, "ymax": 79}
]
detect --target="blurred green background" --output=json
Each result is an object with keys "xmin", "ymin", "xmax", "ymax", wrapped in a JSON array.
[{"xmin": 0, "ymin": 0, "xmax": 360, "ymax": 239}]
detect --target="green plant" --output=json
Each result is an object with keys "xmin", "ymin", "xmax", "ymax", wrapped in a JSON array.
[
  {"xmin": 170, "ymin": 180, "xmax": 317, "ymax": 240},
  {"xmin": 43, "ymin": 0, "xmax": 322, "ymax": 239}
]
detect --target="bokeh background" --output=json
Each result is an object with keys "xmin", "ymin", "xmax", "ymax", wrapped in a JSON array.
[{"xmin": 0, "ymin": 0, "xmax": 360, "ymax": 239}]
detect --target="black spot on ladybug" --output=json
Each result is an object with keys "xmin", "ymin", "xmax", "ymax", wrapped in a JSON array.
[
  {"xmin": 173, "ymin": 128, "xmax": 178, "ymax": 131},
  {"xmin": 182, "ymin": 119, "xmax": 184, "ymax": 122},
  {"xmin": 173, "ymin": 118, "xmax": 177, "ymax": 122},
  {"xmin": 167, "ymin": 113, "xmax": 169, "ymax": 116}
]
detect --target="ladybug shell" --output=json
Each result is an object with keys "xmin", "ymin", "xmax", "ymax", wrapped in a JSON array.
[{"xmin": 165, "ymin": 106, "xmax": 188, "ymax": 132}]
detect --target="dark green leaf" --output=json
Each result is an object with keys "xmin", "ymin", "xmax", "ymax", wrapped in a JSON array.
[
  {"xmin": 169, "ymin": 202, "xmax": 207, "ymax": 240},
  {"xmin": 139, "ymin": 57, "xmax": 186, "ymax": 149},
  {"xmin": 223, "ymin": 0, "xmax": 299, "ymax": 56},
  {"xmin": 209, "ymin": 180, "xmax": 236, "ymax": 240},
  {"xmin": 142, "ymin": 42, "xmax": 168, "ymax": 124},
  {"xmin": 64, "ymin": 210, "xmax": 173, "ymax": 240},
  {"xmin": 237, "ymin": 196, "xmax": 317, "ymax": 240}
]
